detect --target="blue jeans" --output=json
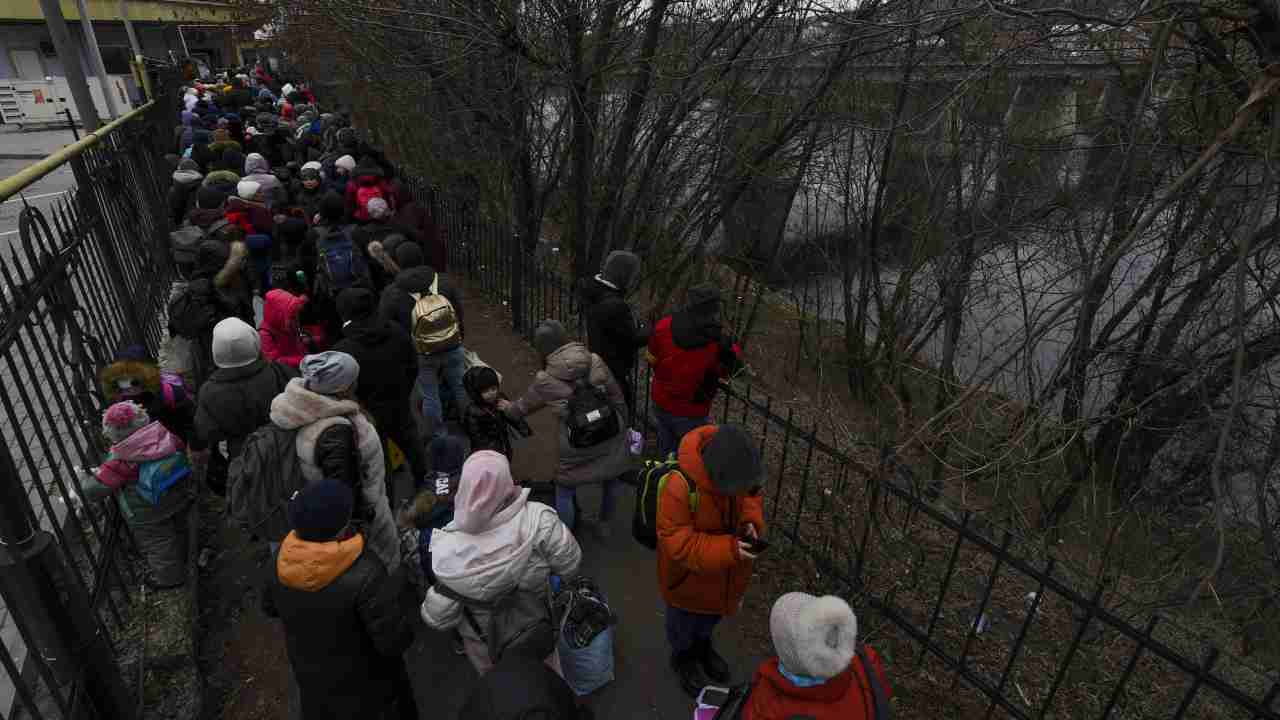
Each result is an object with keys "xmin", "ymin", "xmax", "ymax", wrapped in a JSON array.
[
  {"xmin": 654, "ymin": 407, "xmax": 709, "ymax": 458},
  {"xmin": 417, "ymin": 346, "xmax": 468, "ymax": 439},
  {"xmin": 665, "ymin": 605, "xmax": 721, "ymax": 653},
  {"xmin": 555, "ymin": 479, "xmax": 620, "ymax": 531}
]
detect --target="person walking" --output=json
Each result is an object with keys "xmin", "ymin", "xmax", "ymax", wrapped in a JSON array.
[
  {"xmin": 421, "ymin": 450, "xmax": 581, "ymax": 676},
  {"xmin": 741, "ymin": 593, "xmax": 891, "ymax": 720},
  {"xmin": 502, "ymin": 320, "xmax": 633, "ymax": 535},
  {"xmin": 190, "ymin": 318, "xmax": 297, "ymax": 493},
  {"xmin": 268, "ymin": 351, "xmax": 401, "ymax": 570},
  {"xmin": 377, "ymin": 241, "xmax": 467, "ymax": 438},
  {"xmin": 332, "ymin": 288, "xmax": 426, "ymax": 488},
  {"xmin": 646, "ymin": 285, "xmax": 741, "ymax": 457},
  {"xmin": 85, "ymin": 401, "xmax": 194, "ymax": 590},
  {"xmin": 656, "ymin": 423, "xmax": 765, "ymax": 696},
  {"xmin": 262, "ymin": 479, "xmax": 417, "ymax": 720},
  {"xmin": 582, "ymin": 251, "xmax": 648, "ymax": 414}
]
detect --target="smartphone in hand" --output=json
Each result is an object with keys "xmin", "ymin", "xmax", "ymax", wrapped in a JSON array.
[{"xmin": 739, "ymin": 534, "xmax": 770, "ymax": 555}]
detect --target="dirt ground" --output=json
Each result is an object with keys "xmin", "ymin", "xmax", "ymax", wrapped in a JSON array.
[{"xmin": 197, "ymin": 283, "xmax": 766, "ymax": 720}]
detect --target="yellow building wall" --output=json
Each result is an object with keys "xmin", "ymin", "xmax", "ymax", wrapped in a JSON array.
[{"xmin": 0, "ymin": 0, "xmax": 239, "ymax": 23}]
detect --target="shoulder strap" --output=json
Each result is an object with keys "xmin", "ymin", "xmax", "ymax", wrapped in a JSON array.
[
  {"xmin": 204, "ymin": 218, "xmax": 232, "ymax": 240},
  {"xmin": 663, "ymin": 466, "xmax": 699, "ymax": 515},
  {"xmin": 856, "ymin": 646, "xmax": 890, "ymax": 720}
]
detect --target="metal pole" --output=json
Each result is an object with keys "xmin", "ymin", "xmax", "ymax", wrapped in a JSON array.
[
  {"xmin": 119, "ymin": 0, "xmax": 150, "ymax": 101},
  {"xmin": 36, "ymin": 0, "xmax": 101, "ymax": 132},
  {"xmin": 75, "ymin": 0, "xmax": 121, "ymax": 119},
  {"xmin": 0, "ymin": 442, "xmax": 135, "ymax": 719},
  {"xmin": 177, "ymin": 25, "xmax": 190, "ymax": 58}
]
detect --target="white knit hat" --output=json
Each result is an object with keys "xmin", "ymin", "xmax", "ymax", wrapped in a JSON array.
[
  {"xmin": 335, "ymin": 155, "xmax": 356, "ymax": 173},
  {"xmin": 211, "ymin": 318, "xmax": 261, "ymax": 369},
  {"xmin": 770, "ymin": 592, "xmax": 858, "ymax": 680},
  {"xmin": 366, "ymin": 196, "xmax": 390, "ymax": 220},
  {"xmin": 237, "ymin": 179, "xmax": 261, "ymax": 200},
  {"xmin": 301, "ymin": 160, "xmax": 322, "ymax": 173}
]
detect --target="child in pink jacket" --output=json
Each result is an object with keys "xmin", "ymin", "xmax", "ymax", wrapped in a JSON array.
[
  {"xmin": 84, "ymin": 401, "xmax": 193, "ymax": 589},
  {"xmin": 259, "ymin": 289, "xmax": 310, "ymax": 368}
]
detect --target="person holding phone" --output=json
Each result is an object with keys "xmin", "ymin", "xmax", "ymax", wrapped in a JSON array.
[{"xmin": 656, "ymin": 423, "xmax": 766, "ymax": 697}]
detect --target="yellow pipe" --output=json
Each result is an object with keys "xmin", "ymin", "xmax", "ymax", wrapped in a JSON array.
[{"xmin": 0, "ymin": 100, "xmax": 156, "ymax": 203}]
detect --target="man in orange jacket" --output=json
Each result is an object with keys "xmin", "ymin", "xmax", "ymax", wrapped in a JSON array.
[{"xmin": 657, "ymin": 423, "xmax": 766, "ymax": 697}]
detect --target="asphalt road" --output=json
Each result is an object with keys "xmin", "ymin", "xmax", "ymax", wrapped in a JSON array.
[{"xmin": 0, "ymin": 158, "xmax": 76, "ymax": 255}]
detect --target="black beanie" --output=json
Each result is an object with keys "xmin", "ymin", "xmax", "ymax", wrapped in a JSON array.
[
  {"xmin": 319, "ymin": 191, "xmax": 346, "ymax": 223},
  {"xmin": 336, "ymin": 288, "xmax": 376, "ymax": 322},
  {"xmin": 700, "ymin": 424, "xmax": 762, "ymax": 495},
  {"xmin": 287, "ymin": 479, "xmax": 354, "ymax": 541},
  {"xmin": 196, "ymin": 186, "xmax": 227, "ymax": 210},
  {"xmin": 395, "ymin": 242, "xmax": 424, "ymax": 269}
]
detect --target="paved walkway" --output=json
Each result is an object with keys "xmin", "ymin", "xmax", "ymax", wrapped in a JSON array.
[{"xmin": 209, "ymin": 281, "xmax": 765, "ymax": 719}]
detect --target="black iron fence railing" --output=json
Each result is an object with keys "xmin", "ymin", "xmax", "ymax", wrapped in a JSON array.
[
  {"xmin": 420, "ymin": 183, "xmax": 1280, "ymax": 720},
  {"xmin": 0, "ymin": 88, "xmax": 182, "ymax": 720}
]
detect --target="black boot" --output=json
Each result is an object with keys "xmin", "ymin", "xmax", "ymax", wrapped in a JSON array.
[
  {"xmin": 695, "ymin": 638, "xmax": 731, "ymax": 684},
  {"xmin": 671, "ymin": 649, "xmax": 708, "ymax": 698}
]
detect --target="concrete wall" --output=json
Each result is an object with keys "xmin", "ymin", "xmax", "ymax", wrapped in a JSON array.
[{"xmin": 0, "ymin": 21, "xmax": 235, "ymax": 81}]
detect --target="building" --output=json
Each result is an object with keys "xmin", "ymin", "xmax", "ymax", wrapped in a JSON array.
[{"xmin": 0, "ymin": 0, "xmax": 247, "ymax": 123}]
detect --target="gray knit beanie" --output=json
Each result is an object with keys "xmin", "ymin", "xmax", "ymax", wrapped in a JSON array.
[
  {"xmin": 533, "ymin": 319, "xmax": 568, "ymax": 359},
  {"xmin": 301, "ymin": 351, "xmax": 360, "ymax": 395},
  {"xmin": 770, "ymin": 592, "xmax": 858, "ymax": 680},
  {"xmin": 699, "ymin": 423, "xmax": 761, "ymax": 495},
  {"xmin": 211, "ymin": 318, "xmax": 261, "ymax": 369}
]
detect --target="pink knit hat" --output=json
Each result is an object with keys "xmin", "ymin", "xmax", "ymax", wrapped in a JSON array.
[
  {"xmin": 102, "ymin": 401, "xmax": 149, "ymax": 444},
  {"xmin": 453, "ymin": 450, "xmax": 518, "ymax": 534}
]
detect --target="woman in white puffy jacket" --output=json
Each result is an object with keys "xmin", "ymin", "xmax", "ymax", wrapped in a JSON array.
[{"xmin": 421, "ymin": 450, "xmax": 582, "ymax": 675}]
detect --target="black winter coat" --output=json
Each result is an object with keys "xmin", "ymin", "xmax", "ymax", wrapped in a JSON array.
[
  {"xmin": 463, "ymin": 404, "xmax": 512, "ymax": 458},
  {"xmin": 262, "ymin": 540, "xmax": 412, "ymax": 720},
  {"xmin": 582, "ymin": 277, "xmax": 649, "ymax": 396},
  {"xmin": 459, "ymin": 654, "xmax": 580, "ymax": 719},
  {"xmin": 172, "ymin": 276, "xmax": 253, "ymax": 385},
  {"xmin": 377, "ymin": 266, "xmax": 465, "ymax": 340},
  {"xmin": 192, "ymin": 358, "xmax": 297, "ymax": 453},
  {"xmin": 332, "ymin": 318, "xmax": 418, "ymax": 435}
]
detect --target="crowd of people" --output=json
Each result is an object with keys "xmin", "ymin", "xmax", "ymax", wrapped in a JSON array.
[{"xmin": 76, "ymin": 66, "xmax": 892, "ymax": 719}]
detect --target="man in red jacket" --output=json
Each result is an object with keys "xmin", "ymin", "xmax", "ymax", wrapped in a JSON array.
[{"xmin": 646, "ymin": 285, "xmax": 741, "ymax": 457}]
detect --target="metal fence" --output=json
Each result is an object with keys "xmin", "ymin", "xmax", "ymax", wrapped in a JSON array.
[
  {"xmin": 423, "ymin": 186, "xmax": 1280, "ymax": 720},
  {"xmin": 0, "ymin": 91, "xmax": 179, "ymax": 720}
]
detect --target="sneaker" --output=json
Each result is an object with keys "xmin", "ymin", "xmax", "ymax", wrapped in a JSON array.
[
  {"xmin": 671, "ymin": 650, "xmax": 708, "ymax": 699},
  {"xmin": 695, "ymin": 638, "xmax": 731, "ymax": 684}
]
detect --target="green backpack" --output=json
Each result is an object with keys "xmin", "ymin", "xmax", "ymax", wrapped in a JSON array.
[{"xmin": 632, "ymin": 455, "xmax": 699, "ymax": 550}]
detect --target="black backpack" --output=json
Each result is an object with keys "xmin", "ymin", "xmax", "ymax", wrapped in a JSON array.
[
  {"xmin": 226, "ymin": 423, "xmax": 306, "ymax": 542},
  {"xmin": 167, "ymin": 280, "xmax": 218, "ymax": 339},
  {"xmin": 565, "ymin": 379, "xmax": 619, "ymax": 449},
  {"xmin": 631, "ymin": 457, "xmax": 697, "ymax": 550},
  {"xmin": 712, "ymin": 646, "xmax": 891, "ymax": 720}
]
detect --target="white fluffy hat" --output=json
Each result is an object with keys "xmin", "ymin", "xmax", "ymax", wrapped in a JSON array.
[{"xmin": 770, "ymin": 592, "xmax": 858, "ymax": 680}]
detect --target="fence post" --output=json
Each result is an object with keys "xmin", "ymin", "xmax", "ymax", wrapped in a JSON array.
[
  {"xmin": 69, "ymin": 153, "xmax": 148, "ymax": 349},
  {"xmin": 511, "ymin": 232, "xmax": 526, "ymax": 335},
  {"xmin": 0, "ymin": 442, "xmax": 135, "ymax": 719}
]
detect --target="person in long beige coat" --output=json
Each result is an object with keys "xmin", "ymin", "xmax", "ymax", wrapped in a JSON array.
[{"xmin": 503, "ymin": 320, "xmax": 634, "ymax": 535}]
